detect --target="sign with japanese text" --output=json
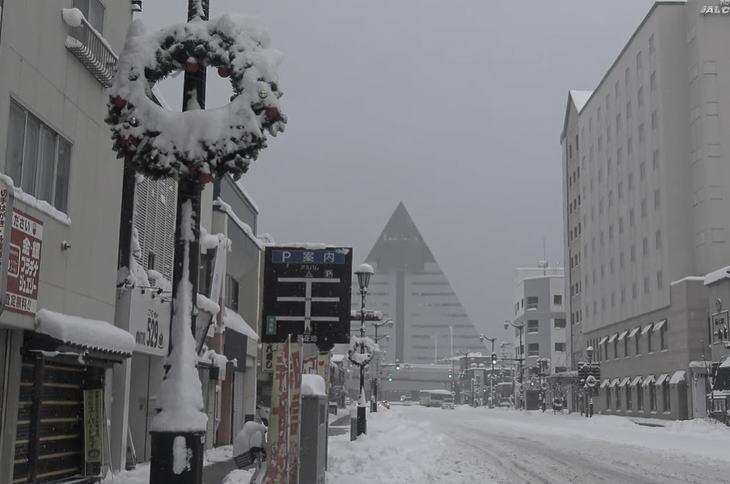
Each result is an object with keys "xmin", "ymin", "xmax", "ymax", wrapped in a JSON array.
[
  {"xmin": 263, "ymin": 340, "xmax": 302, "ymax": 484},
  {"xmin": 0, "ymin": 178, "xmax": 14, "ymax": 315},
  {"xmin": 125, "ymin": 287, "xmax": 171, "ymax": 356},
  {"xmin": 262, "ymin": 246, "xmax": 353, "ymax": 350},
  {"xmin": 83, "ymin": 389, "xmax": 104, "ymax": 465},
  {"xmin": 5, "ymin": 209, "xmax": 42, "ymax": 316},
  {"xmin": 263, "ymin": 343, "xmax": 274, "ymax": 373}
]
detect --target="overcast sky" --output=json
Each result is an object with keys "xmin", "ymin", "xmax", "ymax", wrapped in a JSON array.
[{"xmin": 141, "ymin": 0, "xmax": 656, "ymax": 336}]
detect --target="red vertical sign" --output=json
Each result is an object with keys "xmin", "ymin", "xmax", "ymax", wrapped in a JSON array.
[
  {"xmin": 0, "ymin": 180, "xmax": 14, "ymax": 314},
  {"xmin": 288, "ymin": 344, "xmax": 302, "ymax": 484},
  {"xmin": 5, "ymin": 209, "xmax": 42, "ymax": 316}
]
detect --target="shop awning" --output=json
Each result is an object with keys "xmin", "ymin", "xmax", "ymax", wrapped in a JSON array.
[
  {"xmin": 223, "ymin": 307, "xmax": 259, "ymax": 341},
  {"xmin": 653, "ymin": 320, "xmax": 666, "ymax": 332},
  {"xmin": 630, "ymin": 376, "xmax": 643, "ymax": 386},
  {"xmin": 34, "ymin": 309, "xmax": 135, "ymax": 358},
  {"xmin": 609, "ymin": 378, "xmax": 620, "ymax": 388},
  {"xmin": 600, "ymin": 378, "xmax": 611, "ymax": 389},
  {"xmin": 618, "ymin": 377, "xmax": 631, "ymax": 387},
  {"xmin": 607, "ymin": 333, "xmax": 618, "ymax": 343},
  {"xmin": 655, "ymin": 373, "xmax": 669, "ymax": 386},
  {"xmin": 628, "ymin": 327, "xmax": 640, "ymax": 338},
  {"xmin": 669, "ymin": 370, "xmax": 686, "ymax": 385},
  {"xmin": 720, "ymin": 356, "xmax": 730, "ymax": 369},
  {"xmin": 598, "ymin": 336, "xmax": 608, "ymax": 345},
  {"xmin": 617, "ymin": 330, "xmax": 629, "ymax": 341},
  {"xmin": 642, "ymin": 375, "xmax": 655, "ymax": 387},
  {"xmin": 641, "ymin": 324, "xmax": 653, "ymax": 335}
]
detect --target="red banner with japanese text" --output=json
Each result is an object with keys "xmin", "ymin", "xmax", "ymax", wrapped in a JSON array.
[{"xmin": 5, "ymin": 209, "xmax": 42, "ymax": 316}]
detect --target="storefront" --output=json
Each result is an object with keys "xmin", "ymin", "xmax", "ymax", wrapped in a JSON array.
[{"xmin": 8, "ymin": 309, "xmax": 134, "ymax": 483}]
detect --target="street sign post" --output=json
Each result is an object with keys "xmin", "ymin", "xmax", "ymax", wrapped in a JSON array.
[{"xmin": 261, "ymin": 246, "xmax": 352, "ymax": 351}]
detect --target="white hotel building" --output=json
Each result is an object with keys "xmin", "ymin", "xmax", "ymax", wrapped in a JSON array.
[{"xmin": 561, "ymin": 0, "xmax": 730, "ymax": 419}]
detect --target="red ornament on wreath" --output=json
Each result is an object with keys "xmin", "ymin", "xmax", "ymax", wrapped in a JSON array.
[{"xmin": 105, "ymin": 15, "xmax": 287, "ymax": 182}]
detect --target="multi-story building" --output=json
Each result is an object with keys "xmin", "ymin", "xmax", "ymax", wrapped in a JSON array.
[
  {"xmin": 561, "ymin": 0, "xmax": 730, "ymax": 420},
  {"xmin": 0, "ymin": 1, "xmax": 136, "ymax": 481}
]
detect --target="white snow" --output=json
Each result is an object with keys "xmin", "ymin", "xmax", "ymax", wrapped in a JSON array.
[
  {"xmin": 61, "ymin": 7, "xmax": 85, "ymax": 27},
  {"xmin": 704, "ymin": 265, "xmax": 730, "ymax": 285},
  {"xmin": 233, "ymin": 421, "xmax": 266, "ymax": 455},
  {"xmin": 278, "ymin": 242, "xmax": 347, "ymax": 250},
  {"xmin": 151, "ymin": 200, "xmax": 208, "ymax": 433},
  {"xmin": 199, "ymin": 347, "xmax": 229, "ymax": 380},
  {"xmin": 200, "ymin": 226, "xmax": 230, "ymax": 252},
  {"xmin": 669, "ymin": 370, "xmax": 686, "ymax": 384},
  {"xmin": 197, "ymin": 293, "xmax": 221, "ymax": 315},
  {"xmin": 147, "ymin": 269, "xmax": 172, "ymax": 291},
  {"xmin": 356, "ymin": 262, "xmax": 374, "ymax": 274},
  {"xmin": 223, "ymin": 307, "xmax": 259, "ymax": 341},
  {"xmin": 301, "ymin": 374, "xmax": 326, "ymax": 396},
  {"xmin": 671, "ymin": 275, "xmax": 705, "ymax": 286},
  {"xmin": 35, "ymin": 309, "xmax": 135, "ymax": 355},
  {"xmin": 720, "ymin": 356, "xmax": 730, "ymax": 368},
  {"xmin": 0, "ymin": 173, "xmax": 71, "ymax": 225},
  {"xmin": 569, "ymin": 90, "xmax": 593, "ymax": 112},
  {"xmin": 172, "ymin": 436, "xmax": 190, "ymax": 474},
  {"xmin": 213, "ymin": 198, "xmax": 264, "ymax": 250}
]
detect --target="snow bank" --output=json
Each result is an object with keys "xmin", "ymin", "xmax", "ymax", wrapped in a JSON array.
[
  {"xmin": 35, "ymin": 309, "xmax": 135, "ymax": 355},
  {"xmin": 301, "ymin": 374, "xmax": 326, "ymax": 396},
  {"xmin": 233, "ymin": 421, "xmax": 266, "ymax": 456}
]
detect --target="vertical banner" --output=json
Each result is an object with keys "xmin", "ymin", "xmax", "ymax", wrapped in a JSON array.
[
  {"xmin": 83, "ymin": 389, "xmax": 104, "ymax": 469},
  {"xmin": 288, "ymin": 342, "xmax": 302, "ymax": 484},
  {"xmin": 5, "ymin": 209, "xmax": 42, "ymax": 316},
  {"xmin": 0, "ymin": 178, "xmax": 14, "ymax": 315},
  {"xmin": 263, "ymin": 342, "xmax": 289, "ymax": 483},
  {"xmin": 302, "ymin": 355, "xmax": 317, "ymax": 374}
]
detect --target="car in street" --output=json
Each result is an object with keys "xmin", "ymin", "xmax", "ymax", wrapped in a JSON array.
[{"xmin": 440, "ymin": 400, "xmax": 455, "ymax": 410}]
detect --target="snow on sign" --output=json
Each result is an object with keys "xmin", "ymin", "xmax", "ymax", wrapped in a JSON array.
[
  {"xmin": 261, "ymin": 246, "xmax": 352, "ymax": 350},
  {"xmin": 5, "ymin": 209, "xmax": 42, "ymax": 317}
]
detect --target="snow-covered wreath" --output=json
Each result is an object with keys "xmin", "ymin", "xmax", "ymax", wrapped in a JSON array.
[
  {"xmin": 347, "ymin": 336, "xmax": 379, "ymax": 367},
  {"xmin": 106, "ymin": 15, "xmax": 286, "ymax": 182}
]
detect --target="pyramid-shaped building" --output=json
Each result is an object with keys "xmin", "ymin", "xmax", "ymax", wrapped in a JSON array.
[{"xmin": 356, "ymin": 203, "xmax": 483, "ymax": 363}]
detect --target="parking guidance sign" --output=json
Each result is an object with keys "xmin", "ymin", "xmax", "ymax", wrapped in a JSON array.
[{"xmin": 262, "ymin": 246, "xmax": 352, "ymax": 348}]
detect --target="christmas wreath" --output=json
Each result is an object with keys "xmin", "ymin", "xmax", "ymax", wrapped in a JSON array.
[
  {"xmin": 106, "ymin": 15, "xmax": 286, "ymax": 182},
  {"xmin": 347, "ymin": 336, "xmax": 379, "ymax": 367}
]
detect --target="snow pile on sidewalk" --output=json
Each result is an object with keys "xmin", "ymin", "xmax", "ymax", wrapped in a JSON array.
[{"xmin": 326, "ymin": 407, "xmax": 449, "ymax": 483}]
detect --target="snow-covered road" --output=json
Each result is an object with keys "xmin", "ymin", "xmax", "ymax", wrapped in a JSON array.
[{"xmin": 326, "ymin": 405, "xmax": 730, "ymax": 484}]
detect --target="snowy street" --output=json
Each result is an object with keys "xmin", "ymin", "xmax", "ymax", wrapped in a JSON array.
[{"xmin": 326, "ymin": 405, "xmax": 730, "ymax": 484}]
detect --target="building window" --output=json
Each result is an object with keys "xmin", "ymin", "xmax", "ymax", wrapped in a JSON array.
[
  {"xmin": 662, "ymin": 380, "xmax": 670, "ymax": 411},
  {"xmin": 637, "ymin": 383, "xmax": 644, "ymax": 410},
  {"xmin": 526, "ymin": 296, "xmax": 538, "ymax": 310},
  {"xmin": 643, "ymin": 237, "xmax": 649, "ymax": 256},
  {"xmin": 554, "ymin": 318, "xmax": 566, "ymax": 329},
  {"xmin": 626, "ymin": 385, "xmax": 633, "ymax": 410},
  {"xmin": 647, "ymin": 330, "xmax": 653, "ymax": 353},
  {"xmin": 651, "ymin": 110, "xmax": 658, "ymax": 130},
  {"xmin": 656, "ymin": 230, "xmax": 662, "ymax": 249},
  {"xmin": 613, "ymin": 338, "xmax": 618, "ymax": 359},
  {"xmin": 638, "ymin": 86, "xmax": 644, "ymax": 107},
  {"xmin": 5, "ymin": 100, "xmax": 71, "ymax": 212},
  {"xmin": 635, "ymin": 331, "xmax": 641, "ymax": 355},
  {"xmin": 606, "ymin": 388, "xmax": 611, "ymax": 409},
  {"xmin": 553, "ymin": 295, "xmax": 562, "ymax": 305},
  {"xmin": 632, "ymin": 282, "xmax": 637, "ymax": 299},
  {"xmin": 527, "ymin": 320, "xmax": 539, "ymax": 334},
  {"xmin": 623, "ymin": 335, "xmax": 628, "ymax": 356},
  {"xmin": 641, "ymin": 199, "xmax": 647, "ymax": 218},
  {"xmin": 644, "ymin": 276, "xmax": 650, "ymax": 295},
  {"xmin": 72, "ymin": 0, "xmax": 105, "ymax": 33},
  {"xmin": 660, "ymin": 321, "xmax": 667, "ymax": 349},
  {"xmin": 527, "ymin": 343, "xmax": 539, "ymax": 357},
  {"xmin": 225, "ymin": 274, "xmax": 239, "ymax": 311},
  {"xmin": 654, "ymin": 189, "xmax": 661, "ymax": 209},
  {"xmin": 657, "ymin": 270, "xmax": 664, "ymax": 290},
  {"xmin": 650, "ymin": 71, "xmax": 656, "ymax": 91},
  {"xmin": 649, "ymin": 383, "xmax": 657, "ymax": 411},
  {"xmin": 554, "ymin": 342, "xmax": 566, "ymax": 352},
  {"xmin": 640, "ymin": 161, "xmax": 646, "ymax": 180},
  {"xmin": 653, "ymin": 150, "xmax": 659, "ymax": 170},
  {"xmin": 615, "ymin": 384, "xmax": 622, "ymax": 408}
]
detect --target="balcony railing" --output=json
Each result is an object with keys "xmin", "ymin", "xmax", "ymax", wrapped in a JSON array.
[{"xmin": 62, "ymin": 9, "xmax": 118, "ymax": 87}]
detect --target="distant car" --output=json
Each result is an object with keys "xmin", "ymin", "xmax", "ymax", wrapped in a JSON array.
[
  {"xmin": 403, "ymin": 399, "xmax": 414, "ymax": 406},
  {"xmin": 440, "ymin": 400, "xmax": 455, "ymax": 410}
]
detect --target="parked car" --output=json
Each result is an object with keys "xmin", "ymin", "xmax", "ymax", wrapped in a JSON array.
[{"xmin": 440, "ymin": 400, "xmax": 455, "ymax": 410}]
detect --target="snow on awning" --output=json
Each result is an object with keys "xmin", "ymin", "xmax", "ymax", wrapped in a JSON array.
[
  {"xmin": 641, "ymin": 324, "xmax": 653, "ymax": 335},
  {"xmin": 642, "ymin": 375, "xmax": 655, "ymax": 387},
  {"xmin": 598, "ymin": 336, "xmax": 608, "ymax": 345},
  {"xmin": 617, "ymin": 330, "xmax": 629, "ymax": 341},
  {"xmin": 669, "ymin": 370, "xmax": 686, "ymax": 385},
  {"xmin": 607, "ymin": 333, "xmax": 618, "ymax": 343},
  {"xmin": 600, "ymin": 378, "xmax": 610, "ymax": 388},
  {"xmin": 618, "ymin": 377, "xmax": 631, "ymax": 387},
  {"xmin": 222, "ymin": 307, "xmax": 259, "ymax": 341},
  {"xmin": 609, "ymin": 378, "xmax": 620, "ymax": 388},
  {"xmin": 35, "ymin": 309, "xmax": 135, "ymax": 356},
  {"xmin": 653, "ymin": 320, "xmax": 666, "ymax": 332},
  {"xmin": 655, "ymin": 373, "xmax": 669, "ymax": 386},
  {"xmin": 720, "ymin": 357, "xmax": 730, "ymax": 369},
  {"xmin": 628, "ymin": 327, "xmax": 640, "ymax": 338},
  {"xmin": 630, "ymin": 376, "xmax": 643, "ymax": 386}
]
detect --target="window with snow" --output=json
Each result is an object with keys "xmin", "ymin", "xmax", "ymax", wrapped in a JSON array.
[
  {"xmin": 527, "ymin": 343, "xmax": 539, "ymax": 357},
  {"xmin": 5, "ymin": 100, "xmax": 71, "ymax": 212},
  {"xmin": 527, "ymin": 320, "xmax": 539, "ymax": 334},
  {"xmin": 225, "ymin": 274, "xmax": 239, "ymax": 311}
]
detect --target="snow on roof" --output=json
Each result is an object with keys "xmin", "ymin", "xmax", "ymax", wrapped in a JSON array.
[
  {"xmin": 618, "ymin": 377, "xmax": 631, "ymax": 387},
  {"xmin": 36, "ymin": 309, "xmax": 135, "ymax": 355},
  {"xmin": 671, "ymin": 276, "xmax": 704, "ymax": 286},
  {"xmin": 669, "ymin": 370, "xmax": 686, "ymax": 385},
  {"xmin": 197, "ymin": 293, "xmax": 220, "ymax": 316},
  {"xmin": 720, "ymin": 356, "xmax": 730, "ymax": 369},
  {"xmin": 630, "ymin": 376, "xmax": 643, "ymax": 386},
  {"xmin": 642, "ymin": 375, "xmax": 655, "ymax": 387},
  {"xmin": 213, "ymin": 198, "xmax": 264, "ymax": 250},
  {"xmin": 704, "ymin": 266, "xmax": 730, "ymax": 286},
  {"xmin": 628, "ymin": 327, "xmax": 640, "ymax": 338},
  {"xmin": 607, "ymin": 333, "xmax": 618, "ymax": 343},
  {"xmin": 570, "ymin": 90, "xmax": 593, "ymax": 112},
  {"xmin": 653, "ymin": 320, "xmax": 666, "ymax": 332},
  {"xmin": 223, "ymin": 307, "xmax": 259, "ymax": 341},
  {"xmin": 641, "ymin": 324, "xmax": 653, "ymax": 335},
  {"xmin": 655, "ymin": 373, "xmax": 669, "ymax": 386},
  {"xmin": 598, "ymin": 336, "xmax": 608, "ymax": 345},
  {"xmin": 617, "ymin": 330, "xmax": 628, "ymax": 341},
  {"xmin": 600, "ymin": 379, "xmax": 610, "ymax": 388},
  {"xmin": 301, "ymin": 374, "xmax": 326, "ymax": 397}
]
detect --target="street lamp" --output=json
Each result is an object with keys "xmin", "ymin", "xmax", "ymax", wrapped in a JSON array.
[
  {"xmin": 479, "ymin": 335, "xmax": 497, "ymax": 408},
  {"xmin": 354, "ymin": 263, "xmax": 374, "ymax": 435},
  {"xmin": 370, "ymin": 318, "xmax": 393, "ymax": 412},
  {"xmin": 585, "ymin": 346, "xmax": 594, "ymax": 418},
  {"xmin": 504, "ymin": 319, "xmax": 525, "ymax": 409}
]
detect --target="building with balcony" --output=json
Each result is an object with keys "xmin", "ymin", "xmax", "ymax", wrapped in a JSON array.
[
  {"xmin": 0, "ymin": 1, "xmax": 135, "ymax": 482},
  {"xmin": 560, "ymin": 0, "xmax": 730, "ymax": 420}
]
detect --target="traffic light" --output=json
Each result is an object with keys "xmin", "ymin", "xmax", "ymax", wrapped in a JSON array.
[
  {"xmin": 395, "ymin": 359, "xmax": 401, "ymax": 371},
  {"xmin": 388, "ymin": 373, "xmax": 393, "ymax": 382},
  {"xmin": 448, "ymin": 370, "xmax": 453, "ymax": 379},
  {"xmin": 491, "ymin": 353, "xmax": 497, "ymax": 365}
]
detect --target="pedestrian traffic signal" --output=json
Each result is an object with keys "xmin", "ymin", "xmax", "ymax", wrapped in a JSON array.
[
  {"xmin": 388, "ymin": 373, "xmax": 393, "ymax": 382},
  {"xmin": 491, "ymin": 353, "xmax": 497, "ymax": 365},
  {"xmin": 395, "ymin": 359, "xmax": 401, "ymax": 371},
  {"xmin": 448, "ymin": 371, "xmax": 453, "ymax": 379}
]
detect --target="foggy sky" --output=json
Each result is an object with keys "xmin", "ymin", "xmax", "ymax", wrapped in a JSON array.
[{"xmin": 141, "ymin": 0, "xmax": 656, "ymax": 336}]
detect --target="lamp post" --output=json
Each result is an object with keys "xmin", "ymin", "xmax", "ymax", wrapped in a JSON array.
[
  {"xmin": 504, "ymin": 319, "xmax": 525, "ymax": 409},
  {"xmin": 370, "ymin": 319, "xmax": 393, "ymax": 412},
  {"xmin": 585, "ymin": 346, "xmax": 594, "ymax": 418},
  {"xmin": 354, "ymin": 263, "xmax": 374, "ymax": 436},
  {"xmin": 479, "ymin": 335, "xmax": 497, "ymax": 408}
]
